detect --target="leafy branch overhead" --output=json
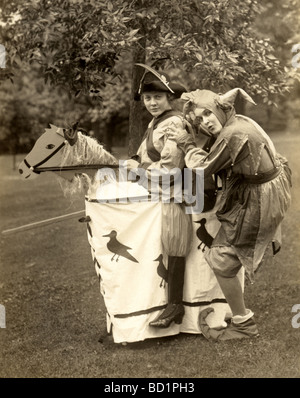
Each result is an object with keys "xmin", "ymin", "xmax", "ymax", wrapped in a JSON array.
[{"xmin": 2, "ymin": 0, "xmax": 298, "ymax": 104}]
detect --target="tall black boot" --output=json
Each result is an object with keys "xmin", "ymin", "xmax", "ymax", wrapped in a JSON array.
[{"xmin": 149, "ymin": 256, "xmax": 185, "ymax": 328}]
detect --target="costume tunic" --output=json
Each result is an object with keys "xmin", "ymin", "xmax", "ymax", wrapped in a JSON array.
[
  {"xmin": 135, "ymin": 110, "xmax": 192, "ymax": 257},
  {"xmin": 136, "ymin": 111, "xmax": 186, "ymax": 174},
  {"xmin": 182, "ymin": 112, "xmax": 292, "ymax": 282}
]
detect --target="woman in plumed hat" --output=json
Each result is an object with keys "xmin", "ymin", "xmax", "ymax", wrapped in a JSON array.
[
  {"xmin": 167, "ymin": 88, "xmax": 292, "ymax": 340},
  {"xmin": 125, "ymin": 64, "xmax": 194, "ymax": 328}
]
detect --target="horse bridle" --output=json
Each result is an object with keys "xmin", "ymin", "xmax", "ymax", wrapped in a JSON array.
[
  {"xmin": 22, "ymin": 124, "xmax": 79, "ymax": 174},
  {"xmin": 23, "ymin": 140, "xmax": 68, "ymax": 174},
  {"xmin": 22, "ymin": 138, "xmax": 120, "ymax": 174}
]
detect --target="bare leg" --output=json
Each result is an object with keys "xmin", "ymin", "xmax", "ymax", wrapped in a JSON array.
[
  {"xmin": 198, "ymin": 267, "xmax": 259, "ymax": 340},
  {"xmin": 214, "ymin": 274, "xmax": 247, "ymax": 316}
]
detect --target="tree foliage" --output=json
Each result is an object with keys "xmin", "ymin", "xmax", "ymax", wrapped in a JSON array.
[
  {"xmin": 1, "ymin": 0, "xmax": 299, "ymax": 154},
  {"xmin": 0, "ymin": 67, "xmax": 96, "ymax": 154}
]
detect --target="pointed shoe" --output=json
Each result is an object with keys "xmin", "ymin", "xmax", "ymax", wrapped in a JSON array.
[
  {"xmin": 149, "ymin": 303, "xmax": 185, "ymax": 328},
  {"xmin": 199, "ymin": 307, "xmax": 259, "ymax": 341}
]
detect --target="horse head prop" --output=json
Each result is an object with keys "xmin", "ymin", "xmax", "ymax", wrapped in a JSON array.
[
  {"xmin": 18, "ymin": 123, "xmax": 119, "ymax": 181},
  {"xmin": 18, "ymin": 124, "xmax": 67, "ymax": 179},
  {"xmin": 18, "ymin": 122, "xmax": 148, "ymax": 200}
]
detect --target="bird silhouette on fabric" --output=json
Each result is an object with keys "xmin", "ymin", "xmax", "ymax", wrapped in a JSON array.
[
  {"xmin": 102, "ymin": 230, "xmax": 138, "ymax": 263},
  {"xmin": 154, "ymin": 254, "xmax": 168, "ymax": 287},
  {"xmin": 195, "ymin": 218, "xmax": 214, "ymax": 252}
]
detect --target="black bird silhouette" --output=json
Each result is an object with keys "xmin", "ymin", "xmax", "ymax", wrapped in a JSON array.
[
  {"xmin": 154, "ymin": 254, "xmax": 168, "ymax": 287},
  {"xmin": 194, "ymin": 218, "xmax": 214, "ymax": 252},
  {"xmin": 103, "ymin": 230, "xmax": 138, "ymax": 263}
]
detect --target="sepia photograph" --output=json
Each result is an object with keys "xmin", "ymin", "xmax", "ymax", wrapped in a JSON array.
[{"xmin": 0, "ymin": 0, "xmax": 299, "ymax": 384}]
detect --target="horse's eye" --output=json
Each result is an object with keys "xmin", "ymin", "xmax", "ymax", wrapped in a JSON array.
[{"xmin": 46, "ymin": 144, "xmax": 55, "ymax": 149}]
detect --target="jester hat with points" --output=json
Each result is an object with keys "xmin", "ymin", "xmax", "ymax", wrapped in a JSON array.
[{"xmin": 181, "ymin": 88, "xmax": 256, "ymax": 126}]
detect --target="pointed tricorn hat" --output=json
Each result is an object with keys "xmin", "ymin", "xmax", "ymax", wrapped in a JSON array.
[{"xmin": 135, "ymin": 63, "xmax": 187, "ymax": 100}]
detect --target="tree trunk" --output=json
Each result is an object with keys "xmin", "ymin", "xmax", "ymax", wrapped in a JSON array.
[
  {"xmin": 128, "ymin": 39, "xmax": 146, "ymax": 157},
  {"xmin": 101, "ymin": 121, "xmax": 113, "ymax": 153}
]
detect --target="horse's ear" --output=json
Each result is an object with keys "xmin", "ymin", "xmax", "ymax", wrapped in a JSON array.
[
  {"xmin": 63, "ymin": 122, "xmax": 79, "ymax": 146},
  {"xmin": 72, "ymin": 121, "xmax": 79, "ymax": 131},
  {"xmin": 49, "ymin": 124, "xmax": 59, "ymax": 130}
]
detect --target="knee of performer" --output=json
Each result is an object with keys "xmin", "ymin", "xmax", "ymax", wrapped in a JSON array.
[
  {"xmin": 205, "ymin": 246, "xmax": 242, "ymax": 278},
  {"xmin": 212, "ymin": 266, "xmax": 240, "ymax": 279}
]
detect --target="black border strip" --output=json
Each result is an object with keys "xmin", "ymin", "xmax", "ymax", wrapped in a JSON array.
[{"xmin": 114, "ymin": 298, "xmax": 227, "ymax": 319}]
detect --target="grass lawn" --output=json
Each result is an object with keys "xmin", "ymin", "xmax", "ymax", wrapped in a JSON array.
[{"xmin": 0, "ymin": 134, "xmax": 299, "ymax": 379}]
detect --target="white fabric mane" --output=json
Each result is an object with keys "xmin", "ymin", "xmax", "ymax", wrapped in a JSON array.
[
  {"xmin": 58, "ymin": 132, "xmax": 119, "ymax": 197},
  {"xmin": 60, "ymin": 132, "xmax": 118, "ymax": 167}
]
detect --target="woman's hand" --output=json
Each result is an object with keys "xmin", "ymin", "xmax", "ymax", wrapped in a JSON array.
[
  {"xmin": 123, "ymin": 159, "xmax": 140, "ymax": 170},
  {"xmin": 185, "ymin": 110, "xmax": 197, "ymax": 125},
  {"xmin": 165, "ymin": 125, "xmax": 196, "ymax": 150}
]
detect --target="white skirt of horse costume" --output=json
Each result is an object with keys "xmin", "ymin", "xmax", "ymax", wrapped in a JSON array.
[{"xmin": 84, "ymin": 183, "xmax": 244, "ymax": 343}]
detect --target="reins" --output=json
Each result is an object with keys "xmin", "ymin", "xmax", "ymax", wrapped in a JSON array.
[
  {"xmin": 33, "ymin": 164, "xmax": 122, "ymax": 173},
  {"xmin": 23, "ymin": 134, "xmax": 121, "ymax": 174}
]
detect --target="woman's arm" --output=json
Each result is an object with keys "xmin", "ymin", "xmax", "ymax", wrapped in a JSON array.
[
  {"xmin": 167, "ymin": 126, "xmax": 232, "ymax": 177},
  {"xmin": 139, "ymin": 116, "xmax": 187, "ymax": 178},
  {"xmin": 184, "ymin": 141, "xmax": 232, "ymax": 177}
]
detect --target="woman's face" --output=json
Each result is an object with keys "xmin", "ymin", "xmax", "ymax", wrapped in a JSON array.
[
  {"xmin": 142, "ymin": 91, "xmax": 172, "ymax": 117},
  {"xmin": 194, "ymin": 108, "xmax": 223, "ymax": 135}
]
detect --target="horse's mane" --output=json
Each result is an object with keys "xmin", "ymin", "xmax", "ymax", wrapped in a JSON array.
[
  {"xmin": 61, "ymin": 132, "xmax": 118, "ymax": 167},
  {"xmin": 58, "ymin": 132, "xmax": 119, "ymax": 197}
]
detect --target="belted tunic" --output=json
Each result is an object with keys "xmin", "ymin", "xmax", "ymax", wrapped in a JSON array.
[{"xmin": 182, "ymin": 112, "xmax": 292, "ymax": 282}]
